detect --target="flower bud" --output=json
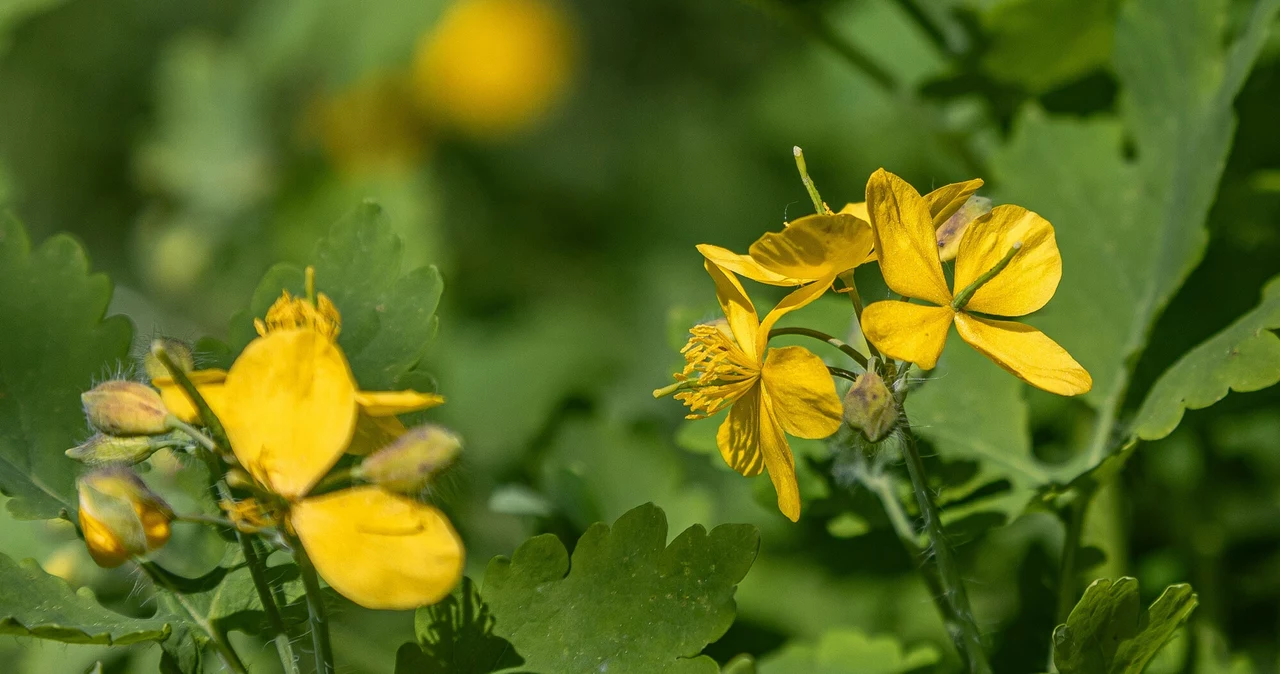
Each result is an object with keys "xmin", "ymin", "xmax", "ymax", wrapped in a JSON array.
[
  {"xmin": 81, "ymin": 380, "xmax": 170, "ymax": 436},
  {"xmin": 842, "ymin": 371, "xmax": 899, "ymax": 442},
  {"xmin": 144, "ymin": 338, "xmax": 195, "ymax": 381},
  {"xmin": 937, "ymin": 195, "xmax": 993, "ymax": 262},
  {"xmin": 355, "ymin": 424, "xmax": 461, "ymax": 493},
  {"xmin": 65, "ymin": 434, "xmax": 161, "ymax": 465},
  {"xmin": 77, "ymin": 468, "xmax": 173, "ymax": 568}
]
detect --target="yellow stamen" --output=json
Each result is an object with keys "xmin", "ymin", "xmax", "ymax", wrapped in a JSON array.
[
  {"xmin": 669, "ymin": 324, "xmax": 760, "ymax": 419},
  {"xmin": 254, "ymin": 290, "xmax": 342, "ymax": 339}
]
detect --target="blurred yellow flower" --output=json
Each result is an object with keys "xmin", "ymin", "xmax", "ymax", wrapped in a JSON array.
[
  {"xmin": 411, "ymin": 0, "xmax": 576, "ymax": 138},
  {"xmin": 860, "ymin": 169, "xmax": 1092, "ymax": 396},
  {"xmin": 655, "ymin": 260, "xmax": 842, "ymax": 521},
  {"xmin": 312, "ymin": 74, "xmax": 427, "ymax": 175},
  {"xmin": 154, "ymin": 275, "xmax": 461, "ymax": 609}
]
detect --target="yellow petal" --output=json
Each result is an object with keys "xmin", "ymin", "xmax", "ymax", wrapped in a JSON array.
[
  {"xmin": 221, "ymin": 329, "xmax": 358, "ymax": 499},
  {"xmin": 292, "ymin": 487, "xmax": 464, "ymax": 610},
  {"xmin": 861, "ymin": 301, "xmax": 955, "ymax": 370},
  {"xmin": 748, "ymin": 213, "xmax": 875, "ymax": 281},
  {"xmin": 758, "ymin": 388, "xmax": 802, "ymax": 522},
  {"xmin": 760, "ymin": 346, "xmax": 842, "ymax": 439},
  {"xmin": 355, "ymin": 390, "xmax": 446, "ymax": 416},
  {"xmin": 953, "ymin": 313, "xmax": 1092, "ymax": 396},
  {"xmin": 753, "ymin": 277, "xmax": 834, "ymax": 358},
  {"xmin": 348, "ymin": 413, "xmax": 408, "ymax": 456},
  {"xmin": 865, "ymin": 169, "xmax": 952, "ymax": 305},
  {"xmin": 839, "ymin": 202, "xmax": 868, "ymax": 222},
  {"xmin": 715, "ymin": 386, "xmax": 766, "ymax": 478},
  {"xmin": 705, "ymin": 259, "xmax": 762, "ymax": 361},
  {"xmin": 953, "ymin": 205, "xmax": 1061, "ymax": 317},
  {"xmin": 153, "ymin": 369, "xmax": 228, "ymax": 424},
  {"xmin": 922, "ymin": 178, "xmax": 983, "ymax": 229},
  {"xmin": 697, "ymin": 244, "xmax": 803, "ymax": 286}
]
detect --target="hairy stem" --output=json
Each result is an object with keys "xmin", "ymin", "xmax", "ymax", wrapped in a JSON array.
[
  {"xmin": 294, "ymin": 544, "xmax": 335, "ymax": 674},
  {"xmin": 768, "ymin": 326, "xmax": 868, "ymax": 370},
  {"xmin": 141, "ymin": 561, "xmax": 249, "ymax": 674},
  {"xmin": 897, "ymin": 427, "xmax": 992, "ymax": 674},
  {"xmin": 242, "ymin": 536, "xmax": 300, "ymax": 674}
]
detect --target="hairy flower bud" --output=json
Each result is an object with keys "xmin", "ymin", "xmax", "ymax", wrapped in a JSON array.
[
  {"xmin": 77, "ymin": 468, "xmax": 173, "ymax": 568},
  {"xmin": 143, "ymin": 338, "xmax": 195, "ymax": 381},
  {"xmin": 66, "ymin": 434, "xmax": 161, "ymax": 465},
  {"xmin": 842, "ymin": 371, "xmax": 899, "ymax": 442},
  {"xmin": 355, "ymin": 425, "xmax": 461, "ymax": 493},
  {"xmin": 81, "ymin": 380, "xmax": 170, "ymax": 436}
]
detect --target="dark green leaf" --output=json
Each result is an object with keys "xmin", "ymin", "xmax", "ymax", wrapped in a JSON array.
[
  {"xmin": 1053, "ymin": 578, "xmax": 1198, "ymax": 674},
  {"xmin": 0, "ymin": 212, "xmax": 133, "ymax": 519},
  {"xmin": 1132, "ymin": 275, "xmax": 1280, "ymax": 441},
  {"xmin": 484, "ymin": 503, "xmax": 759, "ymax": 674},
  {"xmin": 225, "ymin": 201, "xmax": 443, "ymax": 390},
  {"xmin": 394, "ymin": 578, "xmax": 522, "ymax": 674},
  {"xmin": 980, "ymin": 0, "xmax": 1120, "ymax": 92},
  {"xmin": 757, "ymin": 629, "xmax": 939, "ymax": 674},
  {"xmin": 0, "ymin": 552, "xmax": 170, "ymax": 645}
]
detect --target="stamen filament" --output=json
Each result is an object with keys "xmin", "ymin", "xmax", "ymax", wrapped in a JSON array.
[{"xmin": 951, "ymin": 241, "xmax": 1022, "ymax": 311}]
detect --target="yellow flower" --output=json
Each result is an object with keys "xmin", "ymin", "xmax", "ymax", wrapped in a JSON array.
[
  {"xmin": 860, "ymin": 169, "xmax": 1092, "ymax": 396},
  {"xmin": 157, "ymin": 282, "xmax": 462, "ymax": 609},
  {"xmin": 656, "ymin": 260, "xmax": 842, "ymax": 521},
  {"xmin": 838, "ymin": 177, "xmax": 986, "ymax": 263},
  {"xmin": 411, "ymin": 0, "xmax": 576, "ymax": 138},
  {"xmin": 77, "ymin": 468, "xmax": 173, "ymax": 568}
]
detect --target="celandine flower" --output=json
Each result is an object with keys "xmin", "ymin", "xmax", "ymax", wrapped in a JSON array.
[
  {"xmin": 655, "ymin": 260, "xmax": 841, "ymax": 521},
  {"xmin": 860, "ymin": 169, "xmax": 1091, "ymax": 396},
  {"xmin": 160, "ymin": 280, "xmax": 463, "ymax": 609},
  {"xmin": 77, "ymin": 468, "xmax": 173, "ymax": 568}
]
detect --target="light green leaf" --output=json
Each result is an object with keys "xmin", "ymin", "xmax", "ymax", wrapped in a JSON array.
[
  {"xmin": 1053, "ymin": 578, "xmax": 1198, "ymax": 674},
  {"xmin": 980, "ymin": 0, "xmax": 1120, "ymax": 92},
  {"xmin": 979, "ymin": 0, "xmax": 1279, "ymax": 481},
  {"xmin": 224, "ymin": 201, "xmax": 444, "ymax": 390},
  {"xmin": 0, "ymin": 552, "xmax": 170, "ymax": 645},
  {"xmin": 1132, "ymin": 275, "xmax": 1280, "ymax": 440},
  {"xmin": 0, "ymin": 212, "xmax": 133, "ymax": 520},
  {"xmin": 757, "ymin": 629, "xmax": 939, "ymax": 674},
  {"xmin": 484, "ymin": 503, "xmax": 759, "ymax": 674},
  {"xmin": 394, "ymin": 577, "xmax": 523, "ymax": 674}
]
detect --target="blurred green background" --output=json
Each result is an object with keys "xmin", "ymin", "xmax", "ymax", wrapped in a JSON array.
[{"xmin": 2, "ymin": 0, "xmax": 1280, "ymax": 671}]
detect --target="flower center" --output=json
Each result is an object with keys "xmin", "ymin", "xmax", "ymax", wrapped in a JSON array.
[{"xmin": 670, "ymin": 323, "xmax": 760, "ymax": 419}]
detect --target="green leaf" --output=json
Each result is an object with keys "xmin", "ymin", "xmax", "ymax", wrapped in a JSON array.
[
  {"xmin": 0, "ymin": 212, "xmax": 133, "ymax": 519},
  {"xmin": 1131, "ymin": 275, "xmax": 1280, "ymax": 441},
  {"xmin": 757, "ymin": 629, "xmax": 938, "ymax": 674},
  {"xmin": 1053, "ymin": 578, "xmax": 1198, "ymax": 674},
  {"xmin": 484, "ymin": 503, "xmax": 759, "ymax": 674},
  {"xmin": 979, "ymin": 0, "xmax": 1280, "ymax": 481},
  {"xmin": 394, "ymin": 577, "xmax": 523, "ymax": 674},
  {"xmin": 224, "ymin": 201, "xmax": 444, "ymax": 390},
  {"xmin": 980, "ymin": 0, "xmax": 1120, "ymax": 92},
  {"xmin": 0, "ymin": 552, "xmax": 170, "ymax": 645}
]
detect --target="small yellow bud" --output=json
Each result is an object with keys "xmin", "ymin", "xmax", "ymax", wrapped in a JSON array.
[
  {"xmin": 77, "ymin": 468, "xmax": 173, "ymax": 568},
  {"xmin": 355, "ymin": 425, "xmax": 461, "ymax": 493},
  {"xmin": 144, "ymin": 339, "xmax": 194, "ymax": 381},
  {"xmin": 81, "ymin": 380, "xmax": 170, "ymax": 436},
  {"xmin": 842, "ymin": 371, "xmax": 899, "ymax": 442},
  {"xmin": 224, "ymin": 467, "xmax": 258, "ymax": 492},
  {"xmin": 65, "ymin": 434, "xmax": 161, "ymax": 465}
]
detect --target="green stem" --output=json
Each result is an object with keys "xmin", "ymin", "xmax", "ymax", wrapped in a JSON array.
[
  {"xmin": 152, "ymin": 342, "xmax": 231, "ymax": 450},
  {"xmin": 242, "ymin": 536, "xmax": 301, "ymax": 674},
  {"xmin": 768, "ymin": 327, "xmax": 869, "ymax": 370},
  {"xmin": 294, "ymin": 544, "xmax": 335, "ymax": 674},
  {"xmin": 306, "ymin": 467, "xmax": 356, "ymax": 498},
  {"xmin": 838, "ymin": 271, "xmax": 883, "ymax": 363},
  {"xmin": 898, "ymin": 428, "xmax": 992, "ymax": 674},
  {"xmin": 793, "ymin": 146, "xmax": 827, "ymax": 213},
  {"xmin": 828, "ymin": 366, "xmax": 860, "ymax": 382},
  {"xmin": 951, "ymin": 242, "xmax": 1021, "ymax": 311},
  {"xmin": 140, "ymin": 562, "xmax": 249, "ymax": 674},
  {"xmin": 167, "ymin": 418, "xmax": 219, "ymax": 455},
  {"xmin": 1055, "ymin": 494, "xmax": 1090, "ymax": 624}
]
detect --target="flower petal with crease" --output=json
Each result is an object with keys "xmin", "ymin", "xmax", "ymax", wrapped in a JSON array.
[
  {"xmin": 953, "ymin": 313, "xmax": 1091, "ymax": 396},
  {"xmin": 953, "ymin": 205, "xmax": 1061, "ymax": 317}
]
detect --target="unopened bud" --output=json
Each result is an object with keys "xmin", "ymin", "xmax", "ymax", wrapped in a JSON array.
[
  {"xmin": 355, "ymin": 424, "xmax": 461, "ymax": 493},
  {"xmin": 77, "ymin": 468, "xmax": 173, "ymax": 568},
  {"xmin": 937, "ymin": 195, "xmax": 993, "ymax": 262},
  {"xmin": 144, "ymin": 339, "xmax": 195, "ymax": 381},
  {"xmin": 224, "ymin": 467, "xmax": 257, "ymax": 491},
  {"xmin": 81, "ymin": 380, "xmax": 170, "ymax": 436},
  {"xmin": 842, "ymin": 371, "xmax": 899, "ymax": 442},
  {"xmin": 66, "ymin": 434, "xmax": 161, "ymax": 465}
]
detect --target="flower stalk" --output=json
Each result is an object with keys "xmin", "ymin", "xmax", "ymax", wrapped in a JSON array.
[{"xmin": 295, "ymin": 544, "xmax": 337, "ymax": 674}]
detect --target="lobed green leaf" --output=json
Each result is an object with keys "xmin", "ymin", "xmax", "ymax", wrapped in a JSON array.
[
  {"xmin": 1053, "ymin": 577, "xmax": 1198, "ymax": 674},
  {"xmin": 757, "ymin": 629, "xmax": 939, "ymax": 674}
]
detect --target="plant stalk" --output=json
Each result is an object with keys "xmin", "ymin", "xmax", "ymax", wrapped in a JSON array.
[
  {"xmin": 141, "ymin": 561, "xmax": 249, "ymax": 674},
  {"xmin": 242, "ymin": 536, "xmax": 301, "ymax": 674},
  {"xmin": 897, "ymin": 427, "xmax": 992, "ymax": 674},
  {"xmin": 294, "ymin": 544, "xmax": 336, "ymax": 674},
  {"xmin": 767, "ymin": 326, "xmax": 868, "ymax": 370}
]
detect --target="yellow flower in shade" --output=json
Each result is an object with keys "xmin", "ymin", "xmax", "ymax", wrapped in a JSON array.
[
  {"xmin": 859, "ymin": 169, "xmax": 1092, "ymax": 396},
  {"xmin": 157, "ymin": 281, "xmax": 463, "ymax": 610},
  {"xmin": 655, "ymin": 260, "xmax": 842, "ymax": 521},
  {"xmin": 411, "ymin": 0, "xmax": 576, "ymax": 138},
  {"xmin": 77, "ymin": 468, "xmax": 173, "ymax": 568}
]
